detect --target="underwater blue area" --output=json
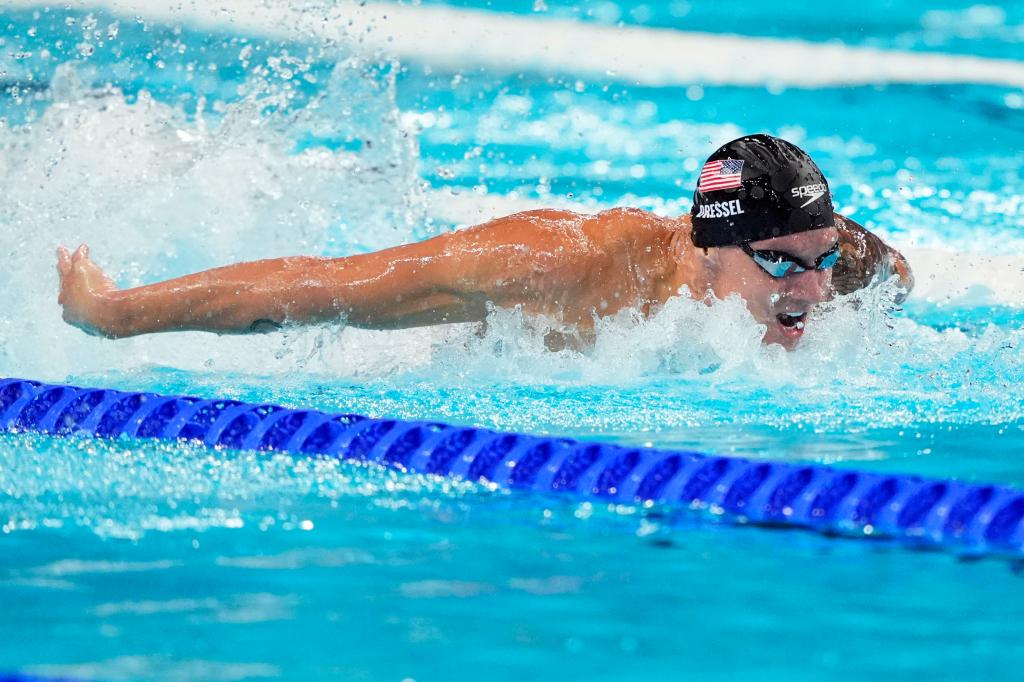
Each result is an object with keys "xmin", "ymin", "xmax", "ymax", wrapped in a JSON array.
[{"xmin": 0, "ymin": 0, "xmax": 1023, "ymax": 680}]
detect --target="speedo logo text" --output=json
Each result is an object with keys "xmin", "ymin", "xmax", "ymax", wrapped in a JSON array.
[{"xmin": 791, "ymin": 183, "xmax": 827, "ymax": 207}]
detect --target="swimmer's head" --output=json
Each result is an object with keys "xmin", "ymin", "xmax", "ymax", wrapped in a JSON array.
[
  {"xmin": 689, "ymin": 135, "xmax": 838, "ymax": 349},
  {"xmin": 690, "ymin": 134, "xmax": 835, "ymax": 248}
]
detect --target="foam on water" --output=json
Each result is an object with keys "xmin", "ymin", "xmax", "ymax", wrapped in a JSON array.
[
  {"xmin": 423, "ymin": 279, "xmax": 1023, "ymax": 424},
  {"xmin": 0, "ymin": 54, "xmax": 428, "ymax": 380}
]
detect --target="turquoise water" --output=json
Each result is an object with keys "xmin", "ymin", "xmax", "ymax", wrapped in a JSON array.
[{"xmin": 1, "ymin": 1, "xmax": 1023, "ymax": 680}]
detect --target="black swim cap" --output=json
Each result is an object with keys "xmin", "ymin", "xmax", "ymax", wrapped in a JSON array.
[{"xmin": 690, "ymin": 134, "xmax": 835, "ymax": 248}]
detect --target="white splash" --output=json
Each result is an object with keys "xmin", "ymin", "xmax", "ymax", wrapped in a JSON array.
[{"xmin": 0, "ymin": 59, "xmax": 424, "ymax": 381}]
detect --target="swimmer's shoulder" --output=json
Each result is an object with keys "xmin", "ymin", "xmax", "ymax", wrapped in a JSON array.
[
  {"xmin": 494, "ymin": 206, "xmax": 673, "ymax": 233},
  {"xmin": 583, "ymin": 207, "xmax": 680, "ymax": 246},
  {"xmin": 484, "ymin": 206, "xmax": 678, "ymax": 257}
]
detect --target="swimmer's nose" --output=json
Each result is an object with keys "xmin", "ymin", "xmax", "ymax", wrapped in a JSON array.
[{"xmin": 786, "ymin": 269, "xmax": 831, "ymax": 304}]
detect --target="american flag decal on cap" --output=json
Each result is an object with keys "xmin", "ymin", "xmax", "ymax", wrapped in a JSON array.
[{"xmin": 698, "ymin": 158, "xmax": 744, "ymax": 192}]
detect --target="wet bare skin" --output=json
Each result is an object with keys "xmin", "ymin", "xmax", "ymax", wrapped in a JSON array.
[{"xmin": 56, "ymin": 208, "xmax": 912, "ymax": 351}]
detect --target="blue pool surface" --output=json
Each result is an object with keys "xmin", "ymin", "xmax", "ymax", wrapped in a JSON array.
[{"xmin": 1, "ymin": 0, "xmax": 1023, "ymax": 680}]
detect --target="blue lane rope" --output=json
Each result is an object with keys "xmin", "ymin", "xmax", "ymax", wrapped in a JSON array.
[{"xmin": 2, "ymin": 377, "xmax": 1023, "ymax": 556}]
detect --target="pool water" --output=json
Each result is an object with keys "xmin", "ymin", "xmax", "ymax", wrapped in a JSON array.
[{"xmin": 1, "ymin": 1, "xmax": 1023, "ymax": 679}]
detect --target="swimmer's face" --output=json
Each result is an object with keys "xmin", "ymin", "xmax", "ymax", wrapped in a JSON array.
[{"xmin": 709, "ymin": 227, "xmax": 838, "ymax": 349}]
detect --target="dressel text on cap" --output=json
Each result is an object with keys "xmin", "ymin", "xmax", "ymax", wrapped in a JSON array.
[{"xmin": 694, "ymin": 199, "xmax": 745, "ymax": 219}]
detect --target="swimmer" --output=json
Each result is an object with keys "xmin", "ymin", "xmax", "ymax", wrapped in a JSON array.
[{"xmin": 56, "ymin": 134, "xmax": 913, "ymax": 351}]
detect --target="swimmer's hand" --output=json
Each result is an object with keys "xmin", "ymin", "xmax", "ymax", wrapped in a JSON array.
[{"xmin": 57, "ymin": 244, "xmax": 121, "ymax": 338}]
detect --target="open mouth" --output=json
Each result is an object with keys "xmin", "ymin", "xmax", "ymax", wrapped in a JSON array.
[{"xmin": 776, "ymin": 312, "xmax": 807, "ymax": 332}]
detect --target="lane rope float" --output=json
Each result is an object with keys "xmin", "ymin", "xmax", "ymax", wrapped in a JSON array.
[{"xmin": 2, "ymin": 377, "xmax": 1022, "ymax": 556}]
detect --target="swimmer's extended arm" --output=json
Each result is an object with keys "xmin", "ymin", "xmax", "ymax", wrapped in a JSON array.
[
  {"xmin": 56, "ymin": 211, "xmax": 587, "ymax": 338},
  {"xmin": 833, "ymin": 214, "xmax": 914, "ymax": 302}
]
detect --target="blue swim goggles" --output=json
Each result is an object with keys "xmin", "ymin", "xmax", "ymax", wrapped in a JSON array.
[{"xmin": 739, "ymin": 242, "xmax": 841, "ymax": 279}]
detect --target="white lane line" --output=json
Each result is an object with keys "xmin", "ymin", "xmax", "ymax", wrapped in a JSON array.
[{"xmin": 6, "ymin": 0, "xmax": 1024, "ymax": 88}]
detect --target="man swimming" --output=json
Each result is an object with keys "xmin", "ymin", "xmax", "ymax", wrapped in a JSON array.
[{"xmin": 56, "ymin": 134, "xmax": 912, "ymax": 351}]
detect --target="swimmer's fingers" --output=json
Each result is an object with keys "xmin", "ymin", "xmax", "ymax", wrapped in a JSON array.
[
  {"xmin": 56, "ymin": 246, "xmax": 72, "ymax": 304},
  {"xmin": 56, "ymin": 246, "xmax": 71, "ymax": 277},
  {"xmin": 57, "ymin": 243, "xmax": 93, "ymax": 285},
  {"xmin": 66, "ymin": 244, "xmax": 116, "ymax": 287}
]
